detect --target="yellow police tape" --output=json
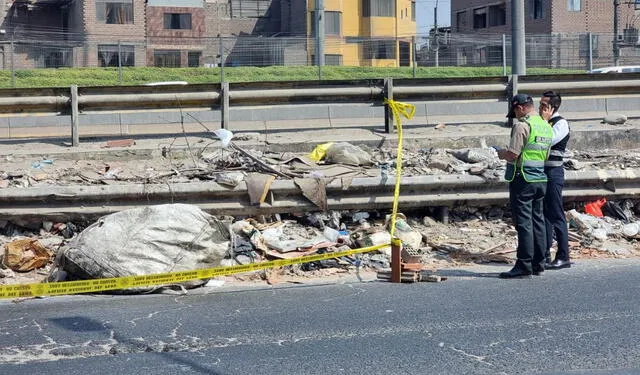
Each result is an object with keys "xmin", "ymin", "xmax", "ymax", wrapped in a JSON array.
[
  {"xmin": 383, "ymin": 99, "xmax": 416, "ymax": 238},
  {"xmin": 0, "ymin": 244, "xmax": 390, "ymax": 299},
  {"xmin": 0, "ymin": 99, "xmax": 414, "ymax": 300}
]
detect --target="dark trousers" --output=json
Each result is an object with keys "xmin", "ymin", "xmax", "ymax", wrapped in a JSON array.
[
  {"xmin": 544, "ymin": 166, "xmax": 570, "ymax": 261},
  {"xmin": 509, "ymin": 174, "xmax": 547, "ymax": 272}
]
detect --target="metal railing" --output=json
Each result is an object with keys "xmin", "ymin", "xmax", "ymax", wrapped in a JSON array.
[
  {"xmin": 1, "ymin": 167, "xmax": 638, "ymax": 221},
  {"xmin": 0, "ymin": 72, "xmax": 639, "ymax": 145}
]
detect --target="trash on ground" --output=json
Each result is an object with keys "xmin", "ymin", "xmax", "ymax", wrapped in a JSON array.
[
  {"xmin": 3, "ymin": 238, "xmax": 53, "ymax": 272},
  {"xmin": 47, "ymin": 204, "xmax": 231, "ymax": 293},
  {"xmin": 103, "ymin": 139, "xmax": 136, "ymax": 148}
]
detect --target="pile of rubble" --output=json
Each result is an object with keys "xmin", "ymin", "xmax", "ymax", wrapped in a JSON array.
[
  {"xmin": 2, "ymin": 141, "xmax": 640, "ymax": 189},
  {"xmin": 1, "ymin": 198, "xmax": 639, "ymax": 290}
]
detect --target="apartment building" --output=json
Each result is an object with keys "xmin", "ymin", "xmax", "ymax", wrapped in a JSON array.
[
  {"xmin": 309, "ymin": 0, "xmax": 417, "ymax": 67},
  {"xmin": 450, "ymin": 0, "xmax": 640, "ymax": 67}
]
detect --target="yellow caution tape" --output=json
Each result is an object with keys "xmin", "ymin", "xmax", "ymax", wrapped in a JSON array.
[
  {"xmin": 0, "ymin": 244, "xmax": 389, "ymax": 299},
  {"xmin": 383, "ymin": 99, "xmax": 415, "ymax": 238}
]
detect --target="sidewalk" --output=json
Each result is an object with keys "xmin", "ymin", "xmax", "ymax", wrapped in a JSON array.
[{"xmin": 0, "ymin": 116, "xmax": 637, "ymax": 159}]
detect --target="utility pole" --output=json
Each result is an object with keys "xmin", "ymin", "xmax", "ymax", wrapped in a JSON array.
[
  {"xmin": 511, "ymin": 0, "xmax": 526, "ymax": 75},
  {"xmin": 315, "ymin": 0, "xmax": 325, "ymax": 77},
  {"xmin": 433, "ymin": 0, "xmax": 439, "ymax": 67},
  {"xmin": 613, "ymin": 0, "xmax": 620, "ymax": 66}
]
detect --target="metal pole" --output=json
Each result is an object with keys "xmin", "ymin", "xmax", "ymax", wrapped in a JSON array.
[
  {"xmin": 508, "ymin": 74, "xmax": 518, "ymax": 127},
  {"xmin": 502, "ymin": 34, "xmax": 507, "ymax": 76},
  {"xmin": 117, "ymin": 40, "xmax": 122, "ymax": 84},
  {"xmin": 613, "ymin": 0, "xmax": 620, "ymax": 66},
  {"xmin": 384, "ymin": 77, "xmax": 393, "ymax": 134},
  {"xmin": 412, "ymin": 35, "xmax": 417, "ymax": 78},
  {"xmin": 433, "ymin": 5, "xmax": 439, "ymax": 67},
  {"xmin": 511, "ymin": 0, "xmax": 526, "ymax": 75},
  {"xmin": 70, "ymin": 85, "xmax": 79, "ymax": 147},
  {"xmin": 315, "ymin": 0, "xmax": 325, "ymax": 80},
  {"xmin": 221, "ymin": 81, "xmax": 229, "ymax": 130},
  {"xmin": 10, "ymin": 38, "xmax": 15, "ymax": 88},
  {"xmin": 588, "ymin": 32, "xmax": 593, "ymax": 72},
  {"xmin": 219, "ymin": 37, "xmax": 225, "ymax": 83}
]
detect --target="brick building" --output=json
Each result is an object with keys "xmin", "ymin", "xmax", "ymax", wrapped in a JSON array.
[
  {"xmin": 146, "ymin": 0, "xmax": 205, "ymax": 68},
  {"xmin": 450, "ymin": 0, "xmax": 640, "ymax": 67}
]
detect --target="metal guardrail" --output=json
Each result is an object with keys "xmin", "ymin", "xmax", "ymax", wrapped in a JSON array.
[
  {"xmin": 1, "ymin": 168, "xmax": 638, "ymax": 222},
  {"xmin": 0, "ymin": 73, "xmax": 640, "ymax": 146}
]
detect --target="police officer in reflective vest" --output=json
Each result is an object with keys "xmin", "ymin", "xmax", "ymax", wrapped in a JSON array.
[
  {"xmin": 497, "ymin": 94, "xmax": 553, "ymax": 278},
  {"xmin": 539, "ymin": 90, "xmax": 571, "ymax": 270}
]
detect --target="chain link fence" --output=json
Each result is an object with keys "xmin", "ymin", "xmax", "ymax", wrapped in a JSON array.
[
  {"xmin": 1, "ymin": 32, "xmax": 639, "ymax": 85},
  {"xmin": 418, "ymin": 32, "xmax": 640, "ymax": 71}
]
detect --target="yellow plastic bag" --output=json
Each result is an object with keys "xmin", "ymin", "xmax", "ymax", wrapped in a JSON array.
[{"xmin": 308, "ymin": 142, "xmax": 334, "ymax": 162}]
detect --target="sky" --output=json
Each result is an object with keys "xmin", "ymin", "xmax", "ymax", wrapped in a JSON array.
[{"xmin": 415, "ymin": 0, "xmax": 451, "ymax": 35}]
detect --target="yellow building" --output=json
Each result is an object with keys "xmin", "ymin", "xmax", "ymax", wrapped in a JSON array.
[{"xmin": 307, "ymin": 0, "xmax": 417, "ymax": 67}]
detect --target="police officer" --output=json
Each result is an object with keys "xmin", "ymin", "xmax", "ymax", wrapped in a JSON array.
[
  {"xmin": 497, "ymin": 94, "xmax": 553, "ymax": 278},
  {"xmin": 539, "ymin": 90, "xmax": 571, "ymax": 269}
]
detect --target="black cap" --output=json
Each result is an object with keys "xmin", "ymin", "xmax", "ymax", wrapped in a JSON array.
[{"xmin": 506, "ymin": 93, "xmax": 533, "ymax": 118}]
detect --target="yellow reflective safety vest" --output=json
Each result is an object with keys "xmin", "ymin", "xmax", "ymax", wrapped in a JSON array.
[{"xmin": 505, "ymin": 114, "xmax": 553, "ymax": 183}]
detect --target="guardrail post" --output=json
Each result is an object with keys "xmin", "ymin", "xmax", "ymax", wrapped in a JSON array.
[
  {"xmin": 221, "ymin": 81, "xmax": 229, "ymax": 130},
  {"xmin": 384, "ymin": 77, "xmax": 393, "ymax": 134},
  {"xmin": 70, "ymin": 85, "xmax": 79, "ymax": 147}
]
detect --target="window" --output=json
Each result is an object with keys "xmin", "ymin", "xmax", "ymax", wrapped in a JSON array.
[
  {"xmin": 488, "ymin": 3, "xmax": 506, "ymax": 26},
  {"xmin": 362, "ymin": 0, "xmax": 395, "ymax": 17},
  {"xmin": 364, "ymin": 40, "xmax": 396, "ymax": 59},
  {"xmin": 154, "ymin": 50, "xmax": 181, "ymax": 68},
  {"xmin": 567, "ymin": 0, "xmax": 580, "ymax": 12},
  {"xmin": 311, "ymin": 11, "xmax": 341, "ymax": 36},
  {"xmin": 531, "ymin": 0, "xmax": 543, "ymax": 19},
  {"xmin": 325, "ymin": 54, "xmax": 342, "ymax": 66},
  {"xmin": 98, "ymin": 44, "xmax": 135, "ymax": 67},
  {"xmin": 96, "ymin": 0, "xmax": 134, "ymax": 24},
  {"xmin": 456, "ymin": 11, "xmax": 467, "ymax": 31},
  {"xmin": 38, "ymin": 49, "xmax": 72, "ymax": 68},
  {"xmin": 636, "ymin": 0, "xmax": 640, "ymax": 10},
  {"xmin": 164, "ymin": 13, "xmax": 192, "ymax": 29},
  {"xmin": 411, "ymin": 1, "xmax": 415, "ymax": 21},
  {"xmin": 188, "ymin": 51, "xmax": 201, "ymax": 67},
  {"xmin": 230, "ymin": 0, "xmax": 271, "ymax": 18},
  {"xmin": 325, "ymin": 11, "xmax": 341, "ymax": 35},
  {"xmin": 579, "ymin": 34, "xmax": 598, "ymax": 58},
  {"xmin": 473, "ymin": 8, "xmax": 487, "ymax": 29}
]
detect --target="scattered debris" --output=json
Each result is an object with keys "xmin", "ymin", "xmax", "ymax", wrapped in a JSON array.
[{"xmin": 3, "ymin": 239, "xmax": 53, "ymax": 272}]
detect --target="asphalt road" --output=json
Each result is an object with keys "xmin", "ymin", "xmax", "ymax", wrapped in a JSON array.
[{"xmin": 1, "ymin": 259, "xmax": 640, "ymax": 375}]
